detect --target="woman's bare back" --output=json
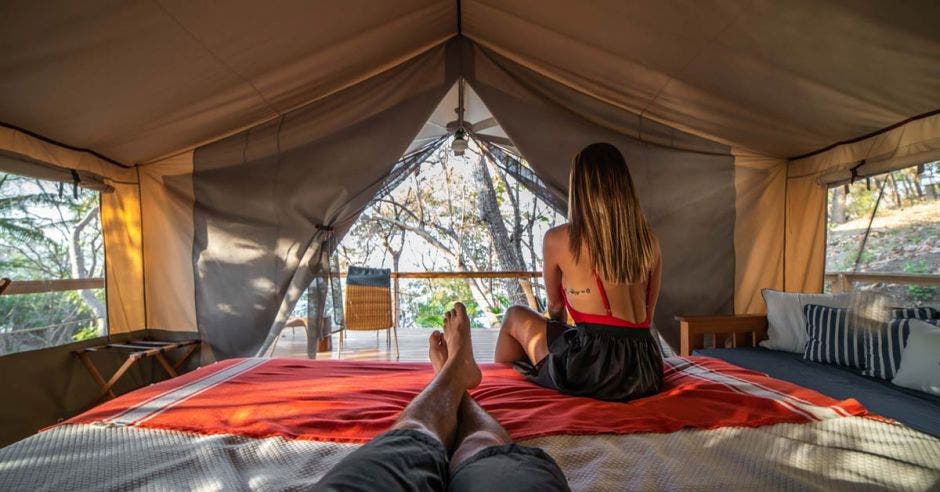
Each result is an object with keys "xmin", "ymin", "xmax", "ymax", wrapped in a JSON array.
[{"xmin": 544, "ymin": 224, "xmax": 661, "ymax": 324}]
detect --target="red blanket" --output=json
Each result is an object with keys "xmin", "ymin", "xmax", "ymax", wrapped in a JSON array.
[{"xmin": 65, "ymin": 356, "xmax": 867, "ymax": 443}]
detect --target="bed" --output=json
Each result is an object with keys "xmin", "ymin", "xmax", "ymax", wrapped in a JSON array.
[
  {"xmin": 679, "ymin": 313, "xmax": 940, "ymax": 440},
  {"xmin": 695, "ymin": 346, "xmax": 940, "ymax": 439},
  {"xmin": 1, "ymin": 355, "xmax": 938, "ymax": 490}
]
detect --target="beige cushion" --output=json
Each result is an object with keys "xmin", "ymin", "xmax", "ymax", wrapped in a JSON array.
[{"xmin": 760, "ymin": 289, "xmax": 854, "ymax": 353}]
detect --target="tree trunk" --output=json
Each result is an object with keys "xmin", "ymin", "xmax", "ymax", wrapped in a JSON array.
[
  {"xmin": 70, "ymin": 206, "xmax": 107, "ymax": 335},
  {"xmin": 899, "ymin": 173, "xmax": 917, "ymax": 206},
  {"xmin": 887, "ymin": 174, "xmax": 903, "ymax": 208},
  {"xmin": 909, "ymin": 169, "xmax": 924, "ymax": 198},
  {"xmin": 829, "ymin": 186, "xmax": 846, "ymax": 224},
  {"xmin": 471, "ymin": 154, "xmax": 528, "ymax": 305}
]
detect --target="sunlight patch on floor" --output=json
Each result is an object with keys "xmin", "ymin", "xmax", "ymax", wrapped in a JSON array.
[{"xmin": 270, "ymin": 326, "xmax": 499, "ymax": 363}]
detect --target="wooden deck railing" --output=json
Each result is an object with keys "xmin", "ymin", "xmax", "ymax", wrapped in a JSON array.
[
  {"xmin": 384, "ymin": 271, "xmax": 543, "ymax": 328},
  {"xmin": 0, "ymin": 277, "xmax": 105, "ymax": 295},
  {"xmin": 825, "ymin": 271, "xmax": 940, "ymax": 293},
  {"xmin": 334, "ymin": 271, "xmax": 541, "ymax": 279}
]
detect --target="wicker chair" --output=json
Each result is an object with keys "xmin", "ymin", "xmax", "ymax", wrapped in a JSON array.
[{"xmin": 341, "ymin": 267, "xmax": 398, "ymax": 358}]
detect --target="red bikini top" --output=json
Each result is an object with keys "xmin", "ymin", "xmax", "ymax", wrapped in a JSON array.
[{"xmin": 560, "ymin": 270, "xmax": 652, "ymax": 329}]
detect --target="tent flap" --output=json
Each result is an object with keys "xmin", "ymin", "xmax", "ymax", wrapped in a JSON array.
[
  {"xmin": 101, "ymin": 182, "xmax": 145, "ymax": 334},
  {"xmin": 139, "ymin": 152, "xmax": 198, "ymax": 332},
  {"xmin": 190, "ymin": 40, "xmax": 459, "ymax": 358}
]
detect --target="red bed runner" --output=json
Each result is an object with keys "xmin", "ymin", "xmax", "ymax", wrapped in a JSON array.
[{"xmin": 64, "ymin": 356, "xmax": 867, "ymax": 443}]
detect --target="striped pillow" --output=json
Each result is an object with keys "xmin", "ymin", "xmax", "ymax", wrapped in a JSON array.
[
  {"xmin": 891, "ymin": 307, "xmax": 939, "ymax": 320},
  {"xmin": 864, "ymin": 317, "xmax": 940, "ymax": 379},
  {"xmin": 802, "ymin": 304, "xmax": 865, "ymax": 369}
]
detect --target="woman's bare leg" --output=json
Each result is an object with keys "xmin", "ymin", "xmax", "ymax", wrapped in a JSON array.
[
  {"xmin": 494, "ymin": 305, "xmax": 550, "ymax": 364},
  {"xmin": 391, "ymin": 302, "xmax": 482, "ymax": 450},
  {"xmin": 428, "ymin": 328, "xmax": 513, "ymax": 473}
]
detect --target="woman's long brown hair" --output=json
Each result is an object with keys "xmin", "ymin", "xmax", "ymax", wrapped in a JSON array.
[{"xmin": 568, "ymin": 142, "xmax": 655, "ymax": 284}]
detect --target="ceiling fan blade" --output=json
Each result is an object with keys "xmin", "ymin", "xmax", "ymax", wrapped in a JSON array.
[{"xmin": 470, "ymin": 117, "xmax": 498, "ymax": 132}]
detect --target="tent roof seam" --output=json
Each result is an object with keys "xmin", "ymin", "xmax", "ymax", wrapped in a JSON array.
[{"xmin": 151, "ymin": 0, "xmax": 283, "ymax": 120}]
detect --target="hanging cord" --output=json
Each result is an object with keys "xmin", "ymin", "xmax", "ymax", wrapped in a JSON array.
[
  {"xmin": 852, "ymin": 177, "xmax": 886, "ymax": 272},
  {"xmin": 70, "ymin": 169, "xmax": 81, "ymax": 199},
  {"xmin": 315, "ymin": 224, "xmax": 345, "ymax": 330}
]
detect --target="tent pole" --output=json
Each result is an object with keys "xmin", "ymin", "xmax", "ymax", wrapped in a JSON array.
[{"xmin": 852, "ymin": 178, "xmax": 886, "ymax": 273}]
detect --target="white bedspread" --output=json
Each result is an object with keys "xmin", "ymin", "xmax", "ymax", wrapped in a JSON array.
[{"xmin": 1, "ymin": 417, "xmax": 938, "ymax": 491}]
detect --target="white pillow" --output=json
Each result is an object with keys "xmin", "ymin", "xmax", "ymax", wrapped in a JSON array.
[
  {"xmin": 892, "ymin": 319, "xmax": 940, "ymax": 396},
  {"xmin": 759, "ymin": 289, "xmax": 854, "ymax": 353}
]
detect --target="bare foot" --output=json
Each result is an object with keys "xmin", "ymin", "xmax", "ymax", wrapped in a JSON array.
[
  {"xmin": 442, "ymin": 302, "xmax": 482, "ymax": 389},
  {"xmin": 428, "ymin": 331, "xmax": 448, "ymax": 373}
]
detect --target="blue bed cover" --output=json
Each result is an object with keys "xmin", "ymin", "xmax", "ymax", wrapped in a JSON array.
[{"xmin": 694, "ymin": 347, "xmax": 940, "ymax": 438}]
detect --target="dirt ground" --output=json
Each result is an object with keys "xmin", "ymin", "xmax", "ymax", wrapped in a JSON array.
[{"xmin": 826, "ymin": 201, "xmax": 940, "ymax": 304}]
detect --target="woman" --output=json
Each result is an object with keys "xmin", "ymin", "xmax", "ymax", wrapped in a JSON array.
[{"xmin": 494, "ymin": 142, "xmax": 663, "ymax": 401}]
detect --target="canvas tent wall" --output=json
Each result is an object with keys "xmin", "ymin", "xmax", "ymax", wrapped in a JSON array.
[{"xmin": 0, "ymin": 0, "xmax": 939, "ymax": 444}]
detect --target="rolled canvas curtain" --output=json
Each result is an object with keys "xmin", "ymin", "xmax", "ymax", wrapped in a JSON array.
[
  {"xmin": 190, "ymin": 42, "xmax": 458, "ymax": 359},
  {"xmin": 463, "ymin": 41, "xmax": 736, "ymax": 350}
]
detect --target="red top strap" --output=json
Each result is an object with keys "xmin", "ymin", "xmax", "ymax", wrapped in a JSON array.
[{"xmin": 593, "ymin": 270, "xmax": 613, "ymax": 316}]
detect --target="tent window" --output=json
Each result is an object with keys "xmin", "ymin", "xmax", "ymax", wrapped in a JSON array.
[
  {"xmin": 286, "ymin": 137, "xmax": 565, "ymax": 332},
  {"xmin": 824, "ymin": 161, "xmax": 940, "ymax": 304},
  {"xmin": 0, "ymin": 172, "xmax": 106, "ymax": 356}
]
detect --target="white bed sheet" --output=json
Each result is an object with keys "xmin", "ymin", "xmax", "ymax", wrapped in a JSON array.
[{"xmin": 1, "ymin": 416, "xmax": 938, "ymax": 491}]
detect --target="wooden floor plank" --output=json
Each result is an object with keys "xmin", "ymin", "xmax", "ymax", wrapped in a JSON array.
[{"xmin": 270, "ymin": 327, "xmax": 500, "ymax": 363}]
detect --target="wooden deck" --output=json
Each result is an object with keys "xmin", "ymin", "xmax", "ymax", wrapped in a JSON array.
[{"xmin": 269, "ymin": 326, "xmax": 500, "ymax": 363}]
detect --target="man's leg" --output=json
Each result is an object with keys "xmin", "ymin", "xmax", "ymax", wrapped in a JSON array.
[
  {"xmin": 494, "ymin": 305, "xmax": 550, "ymax": 364},
  {"xmin": 430, "ymin": 319, "xmax": 569, "ymax": 491},
  {"xmin": 450, "ymin": 395, "xmax": 512, "ymax": 471},
  {"xmin": 392, "ymin": 302, "xmax": 482, "ymax": 449},
  {"xmin": 423, "ymin": 325, "xmax": 511, "ymax": 471},
  {"xmin": 314, "ymin": 303, "xmax": 482, "ymax": 491}
]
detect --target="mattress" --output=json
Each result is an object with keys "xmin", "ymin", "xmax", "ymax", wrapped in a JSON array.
[
  {"xmin": 1, "ymin": 356, "xmax": 938, "ymax": 491},
  {"xmin": 695, "ymin": 347, "xmax": 940, "ymax": 438}
]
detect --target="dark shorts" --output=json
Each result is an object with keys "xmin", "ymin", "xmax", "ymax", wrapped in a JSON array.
[
  {"xmin": 313, "ymin": 429, "xmax": 569, "ymax": 492},
  {"xmin": 514, "ymin": 320, "xmax": 664, "ymax": 402}
]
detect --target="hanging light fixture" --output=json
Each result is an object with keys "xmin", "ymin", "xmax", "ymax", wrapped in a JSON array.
[
  {"xmin": 452, "ymin": 128, "xmax": 468, "ymax": 156},
  {"xmin": 451, "ymin": 77, "xmax": 468, "ymax": 156}
]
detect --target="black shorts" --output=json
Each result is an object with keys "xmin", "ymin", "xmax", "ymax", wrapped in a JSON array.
[
  {"xmin": 514, "ymin": 320, "xmax": 664, "ymax": 402},
  {"xmin": 313, "ymin": 429, "xmax": 569, "ymax": 492}
]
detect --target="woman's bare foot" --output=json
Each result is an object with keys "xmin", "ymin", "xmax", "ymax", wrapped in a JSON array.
[
  {"xmin": 442, "ymin": 302, "xmax": 483, "ymax": 389},
  {"xmin": 429, "ymin": 331, "xmax": 448, "ymax": 373}
]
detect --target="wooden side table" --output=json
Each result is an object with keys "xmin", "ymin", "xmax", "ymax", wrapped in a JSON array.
[{"xmin": 74, "ymin": 339, "xmax": 200, "ymax": 400}]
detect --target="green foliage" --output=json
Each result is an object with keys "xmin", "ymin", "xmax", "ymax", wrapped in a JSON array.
[
  {"xmin": 487, "ymin": 292, "xmax": 511, "ymax": 316},
  {"xmin": 409, "ymin": 280, "xmax": 483, "ymax": 328},
  {"xmin": 0, "ymin": 291, "xmax": 87, "ymax": 331},
  {"xmin": 0, "ymin": 173, "xmax": 104, "ymax": 355},
  {"xmin": 72, "ymin": 323, "xmax": 99, "ymax": 342},
  {"xmin": 845, "ymin": 188, "xmax": 876, "ymax": 222},
  {"xmin": 904, "ymin": 260, "xmax": 937, "ymax": 303}
]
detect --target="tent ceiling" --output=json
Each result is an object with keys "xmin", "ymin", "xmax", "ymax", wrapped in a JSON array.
[
  {"xmin": 406, "ymin": 81, "xmax": 516, "ymax": 155},
  {"xmin": 0, "ymin": 0, "xmax": 937, "ymax": 165},
  {"xmin": 0, "ymin": 0, "xmax": 456, "ymax": 164}
]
